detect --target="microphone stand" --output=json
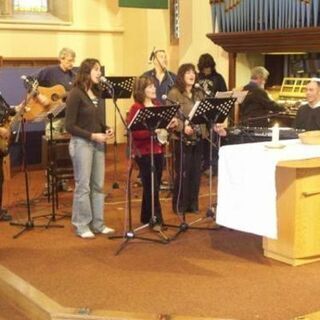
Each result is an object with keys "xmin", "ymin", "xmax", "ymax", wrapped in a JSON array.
[
  {"xmin": 101, "ymin": 77, "xmax": 135, "ymax": 192},
  {"xmin": 164, "ymin": 108, "xmax": 195, "ymax": 239},
  {"xmin": 108, "ymin": 99, "xmax": 169, "ymax": 255},
  {"xmin": 111, "ymin": 93, "xmax": 120, "ymax": 189},
  {"xmin": 10, "ymin": 96, "xmax": 61, "ymax": 238},
  {"xmin": 153, "ymin": 53, "xmax": 175, "ymax": 94},
  {"xmin": 164, "ymin": 98, "xmax": 233, "ymax": 239},
  {"xmin": 100, "ymin": 79, "xmax": 121, "ymax": 191}
]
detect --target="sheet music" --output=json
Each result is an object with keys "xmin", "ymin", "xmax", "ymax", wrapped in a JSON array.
[
  {"xmin": 214, "ymin": 91, "xmax": 233, "ymax": 98},
  {"xmin": 232, "ymin": 90, "xmax": 248, "ymax": 104},
  {"xmin": 215, "ymin": 90, "xmax": 248, "ymax": 104}
]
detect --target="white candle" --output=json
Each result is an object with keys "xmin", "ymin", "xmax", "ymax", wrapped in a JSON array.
[{"xmin": 272, "ymin": 123, "xmax": 279, "ymax": 144}]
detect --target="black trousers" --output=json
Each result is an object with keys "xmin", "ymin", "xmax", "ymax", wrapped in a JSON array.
[
  {"xmin": 135, "ymin": 153, "xmax": 164, "ymax": 224},
  {"xmin": 172, "ymin": 139, "xmax": 203, "ymax": 213}
]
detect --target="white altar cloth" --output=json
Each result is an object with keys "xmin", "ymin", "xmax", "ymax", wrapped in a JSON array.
[{"xmin": 216, "ymin": 139, "xmax": 320, "ymax": 239}]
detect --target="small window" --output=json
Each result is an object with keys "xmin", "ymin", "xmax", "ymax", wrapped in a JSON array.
[
  {"xmin": 14, "ymin": 0, "xmax": 48, "ymax": 13},
  {"xmin": 0, "ymin": 0, "xmax": 72, "ymax": 25}
]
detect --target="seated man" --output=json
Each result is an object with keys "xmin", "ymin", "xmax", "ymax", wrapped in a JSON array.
[
  {"xmin": 294, "ymin": 78, "xmax": 320, "ymax": 131},
  {"xmin": 240, "ymin": 66, "xmax": 284, "ymax": 127}
]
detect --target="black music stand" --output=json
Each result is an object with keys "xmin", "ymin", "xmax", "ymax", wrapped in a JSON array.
[
  {"xmin": 109, "ymin": 105, "xmax": 178, "ymax": 255},
  {"xmin": 165, "ymin": 97, "xmax": 236, "ymax": 239},
  {"xmin": 9, "ymin": 90, "xmax": 63, "ymax": 238},
  {"xmin": 33, "ymin": 105, "xmax": 69, "ymax": 227},
  {"xmin": 101, "ymin": 76, "xmax": 135, "ymax": 190}
]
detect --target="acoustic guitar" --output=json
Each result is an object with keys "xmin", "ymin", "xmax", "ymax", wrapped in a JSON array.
[{"xmin": 23, "ymin": 84, "xmax": 67, "ymax": 121}]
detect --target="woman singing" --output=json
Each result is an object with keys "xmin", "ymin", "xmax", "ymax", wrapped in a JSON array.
[
  {"xmin": 65, "ymin": 58, "xmax": 115, "ymax": 239},
  {"xmin": 168, "ymin": 63, "xmax": 226, "ymax": 215},
  {"xmin": 127, "ymin": 76, "xmax": 177, "ymax": 231}
]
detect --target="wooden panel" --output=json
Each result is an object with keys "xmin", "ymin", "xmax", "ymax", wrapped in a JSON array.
[
  {"xmin": 263, "ymin": 160, "xmax": 320, "ymax": 266},
  {"xmin": 207, "ymin": 27, "xmax": 320, "ymax": 53},
  {"xmin": 0, "ymin": 57, "xmax": 58, "ymax": 67}
]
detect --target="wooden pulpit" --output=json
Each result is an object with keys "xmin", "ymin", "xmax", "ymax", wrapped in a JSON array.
[{"xmin": 263, "ymin": 158, "xmax": 320, "ymax": 266}]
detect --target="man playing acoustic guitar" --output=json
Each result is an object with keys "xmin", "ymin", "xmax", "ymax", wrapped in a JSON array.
[
  {"xmin": 35, "ymin": 47, "xmax": 76, "ymax": 194},
  {"xmin": 36, "ymin": 47, "xmax": 76, "ymax": 137}
]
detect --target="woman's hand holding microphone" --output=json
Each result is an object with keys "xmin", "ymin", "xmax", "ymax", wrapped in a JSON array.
[{"xmin": 91, "ymin": 128, "xmax": 114, "ymax": 143}]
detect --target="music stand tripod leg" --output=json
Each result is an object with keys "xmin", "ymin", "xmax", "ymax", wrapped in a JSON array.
[
  {"xmin": 32, "ymin": 115, "xmax": 65, "ymax": 227},
  {"xmin": 108, "ymin": 122, "xmax": 168, "ymax": 255},
  {"xmin": 10, "ymin": 118, "xmax": 62, "ymax": 239},
  {"xmin": 164, "ymin": 211, "xmax": 191, "ymax": 241},
  {"xmin": 112, "ymin": 105, "xmax": 119, "ymax": 189},
  {"xmin": 162, "ymin": 134, "xmax": 201, "ymax": 240},
  {"xmin": 146, "ymin": 132, "xmax": 170, "ymax": 242},
  {"xmin": 187, "ymin": 128, "xmax": 220, "ymax": 231}
]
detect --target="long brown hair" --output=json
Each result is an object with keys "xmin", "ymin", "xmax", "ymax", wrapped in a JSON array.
[
  {"xmin": 174, "ymin": 63, "xmax": 197, "ymax": 93},
  {"xmin": 197, "ymin": 53, "xmax": 216, "ymax": 74},
  {"xmin": 133, "ymin": 76, "xmax": 156, "ymax": 104},
  {"xmin": 73, "ymin": 58, "xmax": 101, "ymax": 95}
]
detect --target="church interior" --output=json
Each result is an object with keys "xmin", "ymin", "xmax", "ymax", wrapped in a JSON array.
[{"xmin": 1, "ymin": 1, "xmax": 320, "ymax": 319}]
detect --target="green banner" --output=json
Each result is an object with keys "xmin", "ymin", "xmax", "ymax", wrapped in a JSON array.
[{"xmin": 119, "ymin": 0, "xmax": 168, "ymax": 9}]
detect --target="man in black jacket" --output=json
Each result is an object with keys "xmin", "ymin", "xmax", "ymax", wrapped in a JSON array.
[
  {"xmin": 240, "ymin": 66, "xmax": 284, "ymax": 127},
  {"xmin": 197, "ymin": 53, "xmax": 227, "ymax": 175},
  {"xmin": 294, "ymin": 79, "xmax": 320, "ymax": 131}
]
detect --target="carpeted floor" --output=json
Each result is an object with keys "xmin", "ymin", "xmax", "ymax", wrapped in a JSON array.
[{"xmin": 1, "ymin": 146, "xmax": 320, "ymax": 320}]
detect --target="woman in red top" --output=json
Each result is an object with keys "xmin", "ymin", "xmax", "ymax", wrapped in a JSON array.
[{"xmin": 127, "ymin": 76, "xmax": 176, "ymax": 229}]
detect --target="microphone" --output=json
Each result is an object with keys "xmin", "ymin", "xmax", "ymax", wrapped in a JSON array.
[
  {"xmin": 161, "ymin": 94, "xmax": 177, "ymax": 104},
  {"xmin": 99, "ymin": 76, "xmax": 112, "ymax": 86},
  {"xmin": 21, "ymin": 75, "xmax": 34, "ymax": 83},
  {"xmin": 148, "ymin": 47, "xmax": 156, "ymax": 63},
  {"xmin": 99, "ymin": 76, "xmax": 114, "ymax": 89},
  {"xmin": 21, "ymin": 75, "xmax": 37, "ymax": 92},
  {"xmin": 194, "ymin": 83, "xmax": 211, "ymax": 97},
  {"xmin": 162, "ymin": 95, "xmax": 188, "ymax": 122},
  {"xmin": 99, "ymin": 76, "xmax": 114, "ymax": 96}
]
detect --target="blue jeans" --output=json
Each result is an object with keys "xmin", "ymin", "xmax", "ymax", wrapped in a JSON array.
[{"xmin": 69, "ymin": 136, "xmax": 105, "ymax": 234}]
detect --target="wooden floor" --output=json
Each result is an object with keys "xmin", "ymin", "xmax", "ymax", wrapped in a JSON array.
[{"xmin": 1, "ymin": 144, "xmax": 320, "ymax": 320}]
